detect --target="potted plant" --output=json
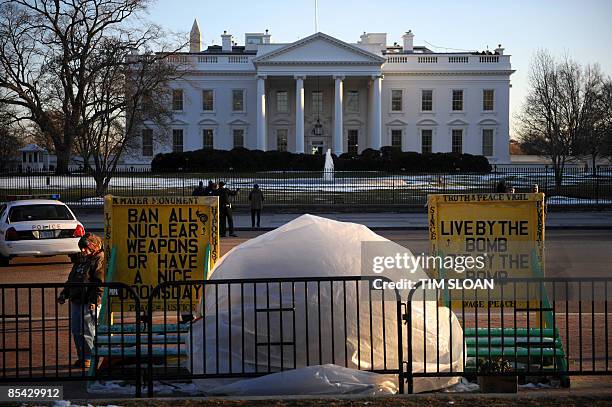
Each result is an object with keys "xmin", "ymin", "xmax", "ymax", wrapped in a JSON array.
[{"xmin": 477, "ymin": 358, "xmax": 518, "ymax": 393}]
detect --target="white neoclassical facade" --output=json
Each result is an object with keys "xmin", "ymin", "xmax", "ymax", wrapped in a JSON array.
[{"xmin": 139, "ymin": 21, "xmax": 513, "ymax": 163}]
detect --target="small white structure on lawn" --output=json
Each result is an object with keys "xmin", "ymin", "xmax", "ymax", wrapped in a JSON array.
[{"xmin": 188, "ymin": 214, "xmax": 464, "ymax": 395}]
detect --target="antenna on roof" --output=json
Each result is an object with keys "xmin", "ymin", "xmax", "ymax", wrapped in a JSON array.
[{"xmin": 314, "ymin": 0, "xmax": 319, "ymax": 33}]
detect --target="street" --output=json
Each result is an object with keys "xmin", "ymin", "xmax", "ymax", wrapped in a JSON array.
[{"xmin": 1, "ymin": 229, "xmax": 609, "ymax": 284}]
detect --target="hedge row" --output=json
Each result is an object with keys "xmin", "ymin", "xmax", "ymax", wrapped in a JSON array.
[{"xmin": 151, "ymin": 147, "xmax": 492, "ymax": 173}]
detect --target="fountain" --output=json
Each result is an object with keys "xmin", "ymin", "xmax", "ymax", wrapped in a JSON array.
[{"xmin": 323, "ymin": 149, "xmax": 334, "ymax": 182}]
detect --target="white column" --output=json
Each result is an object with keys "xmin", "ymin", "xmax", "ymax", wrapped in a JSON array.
[
  {"xmin": 371, "ymin": 75, "xmax": 382, "ymax": 150},
  {"xmin": 295, "ymin": 76, "xmax": 305, "ymax": 153},
  {"xmin": 333, "ymin": 75, "xmax": 344, "ymax": 155},
  {"xmin": 256, "ymin": 75, "xmax": 267, "ymax": 151}
]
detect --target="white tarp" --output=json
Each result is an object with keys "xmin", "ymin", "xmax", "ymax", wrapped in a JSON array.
[{"xmin": 188, "ymin": 214, "xmax": 463, "ymax": 395}]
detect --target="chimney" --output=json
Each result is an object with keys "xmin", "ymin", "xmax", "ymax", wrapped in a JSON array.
[
  {"xmin": 402, "ymin": 30, "xmax": 414, "ymax": 52},
  {"xmin": 262, "ymin": 29, "xmax": 271, "ymax": 44},
  {"xmin": 494, "ymin": 44, "xmax": 505, "ymax": 55},
  {"xmin": 190, "ymin": 19, "xmax": 201, "ymax": 53},
  {"xmin": 221, "ymin": 31, "xmax": 232, "ymax": 52}
]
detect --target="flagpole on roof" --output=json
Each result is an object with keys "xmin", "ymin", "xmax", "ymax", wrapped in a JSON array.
[{"xmin": 314, "ymin": 0, "xmax": 318, "ymax": 33}]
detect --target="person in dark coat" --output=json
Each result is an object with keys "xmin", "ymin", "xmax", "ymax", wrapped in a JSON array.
[
  {"xmin": 192, "ymin": 181, "xmax": 205, "ymax": 196},
  {"xmin": 58, "ymin": 233, "xmax": 105, "ymax": 369},
  {"xmin": 495, "ymin": 180, "xmax": 507, "ymax": 193},
  {"xmin": 248, "ymin": 184, "xmax": 264, "ymax": 228},
  {"xmin": 203, "ymin": 180, "xmax": 214, "ymax": 196},
  {"xmin": 216, "ymin": 181, "xmax": 240, "ymax": 237}
]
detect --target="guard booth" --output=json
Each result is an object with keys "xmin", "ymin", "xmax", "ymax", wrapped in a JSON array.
[
  {"xmin": 427, "ymin": 192, "xmax": 568, "ymax": 385},
  {"xmin": 93, "ymin": 195, "xmax": 220, "ymax": 374}
]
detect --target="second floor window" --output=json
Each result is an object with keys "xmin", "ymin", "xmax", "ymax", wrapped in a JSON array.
[
  {"xmin": 276, "ymin": 91, "xmax": 288, "ymax": 113},
  {"xmin": 142, "ymin": 129, "xmax": 153, "ymax": 157},
  {"xmin": 202, "ymin": 89, "xmax": 214, "ymax": 111},
  {"xmin": 452, "ymin": 90, "xmax": 463, "ymax": 111},
  {"xmin": 483, "ymin": 89, "xmax": 495, "ymax": 111},
  {"xmin": 312, "ymin": 91, "xmax": 323, "ymax": 113},
  {"xmin": 172, "ymin": 129, "xmax": 183, "ymax": 152},
  {"xmin": 172, "ymin": 89, "xmax": 183, "ymax": 111},
  {"xmin": 391, "ymin": 89, "xmax": 403, "ymax": 111},
  {"xmin": 346, "ymin": 91, "xmax": 359, "ymax": 113},
  {"xmin": 233, "ymin": 129, "xmax": 244, "ymax": 148},
  {"xmin": 202, "ymin": 129, "xmax": 214, "ymax": 150},
  {"xmin": 421, "ymin": 89, "xmax": 433, "ymax": 111},
  {"xmin": 232, "ymin": 89, "xmax": 244, "ymax": 112}
]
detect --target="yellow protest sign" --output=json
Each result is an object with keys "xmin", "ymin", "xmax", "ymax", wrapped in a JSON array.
[
  {"xmin": 104, "ymin": 196, "xmax": 219, "ymax": 312},
  {"xmin": 427, "ymin": 193, "xmax": 545, "ymax": 308}
]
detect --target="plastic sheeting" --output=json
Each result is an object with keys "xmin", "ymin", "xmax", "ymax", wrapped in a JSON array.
[{"xmin": 188, "ymin": 214, "xmax": 463, "ymax": 395}]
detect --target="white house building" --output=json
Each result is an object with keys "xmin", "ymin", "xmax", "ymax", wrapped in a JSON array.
[{"xmin": 140, "ymin": 21, "xmax": 513, "ymax": 163}]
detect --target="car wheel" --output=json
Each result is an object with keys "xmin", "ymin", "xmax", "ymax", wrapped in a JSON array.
[{"xmin": 0, "ymin": 254, "xmax": 9, "ymax": 267}]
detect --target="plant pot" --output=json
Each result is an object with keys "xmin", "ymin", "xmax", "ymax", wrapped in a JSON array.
[{"xmin": 478, "ymin": 376, "xmax": 518, "ymax": 393}]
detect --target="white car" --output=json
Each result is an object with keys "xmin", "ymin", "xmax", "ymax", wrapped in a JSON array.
[{"xmin": 0, "ymin": 198, "xmax": 85, "ymax": 266}]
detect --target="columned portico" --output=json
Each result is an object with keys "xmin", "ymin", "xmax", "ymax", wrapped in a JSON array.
[
  {"xmin": 256, "ymin": 75, "xmax": 267, "ymax": 151},
  {"xmin": 295, "ymin": 75, "xmax": 305, "ymax": 153},
  {"xmin": 333, "ymin": 76, "xmax": 344, "ymax": 155},
  {"xmin": 370, "ymin": 75, "xmax": 382, "ymax": 150}
]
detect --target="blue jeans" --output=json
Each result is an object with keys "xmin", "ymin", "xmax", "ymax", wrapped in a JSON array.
[{"xmin": 70, "ymin": 302, "xmax": 99, "ymax": 361}]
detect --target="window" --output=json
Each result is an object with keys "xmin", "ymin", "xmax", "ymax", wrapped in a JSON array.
[
  {"xmin": 142, "ymin": 129, "xmax": 153, "ymax": 157},
  {"xmin": 172, "ymin": 89, "xmax": 183, "ymax": 111},
  {"xmin": 346, "ymin": 91, "xmax": 359, "ymax": 113},
  {"xmin": 347, "ymin": 129, "xmax": 359, "ymax": 155},
  {"xmin": 8, "ymin": 204, "xmax": 74, "ymax": 222},
  {"xmin": 312, "ymin": 91, "xmax": 323, "ymax": 113},
  {"xmin": 421, "ymin": 129, "xmax": 432, "ymax": 154},
  {"xmin": 202, "ymin": 89, "xmax": 214, "ymax": 111},
  {"xmin": 421, "ymin": 89, "xmax": 433, "ymax": 111},
  {"xmin": 391, "ymin": 129, "xmax": 402, "ymax": 149},
  {"xmin": 276, "ymin": 91, "xmax": 288, "ymax": 113},
  {"xmin": 277, "ymin": 129, "xmax": 288, "ymax": 152},
  {"xmin": 483, "ymin": 89, "xmax": 495, "ymax": 111},
  {"xmin": 452, "ymin": 129, "xmax": 463, "ymax": 154},
  {"xmin": 391, "ymin": 89, "xmax": 403, "ymax": 111},
  {"xmin": 233, "ymin": 129, "xmax": 244, "ymax": 148},
  {"xmin": 172, "ymin": 129, "xmax": 183, "ymax": 152},
  {"xmin": 202, "ymin": 129, "xmax": 214, "ymax": 150},
  {"xmin": 232, "ymin": 89, "xmax": 245, "ymax": 112},
  {"xmin": 482, "ymin": 129, "xmax": 494, "ymax": 156},
  {"xmin": 452, "ymin": 90, "xmax": 463, "ymax": 111}
]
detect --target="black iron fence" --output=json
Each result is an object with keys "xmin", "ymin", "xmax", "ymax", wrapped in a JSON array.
[
  {"xmin": 1, "ymin": 277, "xmax": 611, "ymax": 397},
  {"xmin": 1, "ymin": 166, "xmax": 611, "ymax": 209}
]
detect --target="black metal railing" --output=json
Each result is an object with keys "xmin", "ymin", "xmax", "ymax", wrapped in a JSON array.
[
  {"xmin": 2, "ymin": 277, "xmax": 611, "ymax": 397},
  {"xmin": 404, "ymin": 277, "xmax": 612, "ymax": 393},
  {"xmin": 1, "ymin": 166, "xmax": 611, "ymax": 209},
  {"xmin": 0, "ymin": 282, "xmax": 142, "ymax": 396},
  {"xmin": 146, "ymin": 276, "xmax": 405, "ymax": 397}
]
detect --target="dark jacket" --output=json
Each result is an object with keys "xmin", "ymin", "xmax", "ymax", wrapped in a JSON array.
[
  {"xmin": 249, "ymin": 188, "xmax": 264, "ymax": 210},
  {"xmin": 216, "ymin": 187, "xmax": 238, "ymax": 208},
  {"xmin": 60, "ymin": 251, "xmax": 105, "ymax": 305}
]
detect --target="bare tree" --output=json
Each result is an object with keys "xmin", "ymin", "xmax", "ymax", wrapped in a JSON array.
[
  {"xmin": 519, "ymin": 51, "xmax": 608, "ymax": 190},
  {"xmin": 0, "ymin": 0, "xmax": 175, "ymax": 174},
  {"xmin": 0, "ymin": 101, "xmax": 23, "ymax": 171},
  {"xmin": 518, "ymin": 51, "xmax": 567, "ymax": 190},
  {"xmin": 78, "ymin": 39, "xmax": 182, "ymax": 195}
]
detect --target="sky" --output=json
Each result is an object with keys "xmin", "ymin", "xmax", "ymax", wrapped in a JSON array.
[{"xmin": 146, "ymin": 0, "xmax": 612, "ymax": 138}]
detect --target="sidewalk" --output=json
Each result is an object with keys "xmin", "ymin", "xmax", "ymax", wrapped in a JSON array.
[{"xmin": 74, "ymin": 209, "xmax": 612, "ymax": 231}]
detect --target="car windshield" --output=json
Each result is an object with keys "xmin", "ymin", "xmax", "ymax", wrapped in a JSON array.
[{"xmin": 8, "ymin": 204, "xmax": 74, "ymax": 222}]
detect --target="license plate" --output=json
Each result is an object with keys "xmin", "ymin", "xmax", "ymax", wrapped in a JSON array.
[{"xmin": 39, "ymin": 230, "xmax": 55, "ymax": 239}]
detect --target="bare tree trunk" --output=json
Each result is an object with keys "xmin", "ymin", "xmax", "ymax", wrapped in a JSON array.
[{"xmin": 54, "ymin": 145, "xmax": 71, "ymax": 174}]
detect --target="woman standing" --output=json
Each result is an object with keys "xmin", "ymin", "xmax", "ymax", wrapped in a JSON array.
[{"xmin": 58, "ymin": 233, "xmax": 105, "ymax": 369}]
